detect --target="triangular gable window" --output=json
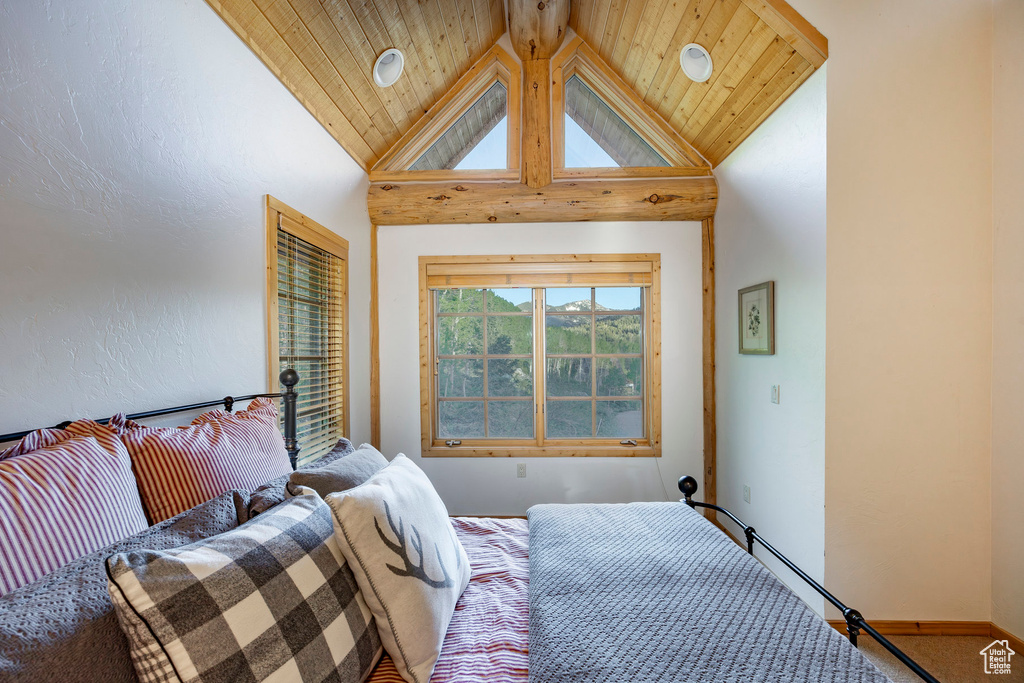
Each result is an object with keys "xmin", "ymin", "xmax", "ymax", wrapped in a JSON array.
[
  {"xmin": 412, "ymin": 82, "xmax": 508, "ymax": 171},
  {"xmin": 563, "ymin": 75, "xmax": 668, "ymax": 168},
  {"xmin": 370, "ymin": 46, "xmax": 520, "ymax": 179},
  {"xmin": 552, "ymin": 39, "xmax": 709, "ymax": 176}
]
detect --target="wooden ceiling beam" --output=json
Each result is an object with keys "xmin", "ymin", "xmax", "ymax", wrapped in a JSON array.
[
  {"xmin": 522, "ymin": 59, "xmax": 553, "ymax": 188},
  {"xmin": 508, "ymin": 0, "xmax": 569, "ymax": 189},
  {"xmin": 508, "ymin": 0, "xmax": 571, "ymax": 61},
  {"xmin": 367, "ymin": 176, "xmax": 718, "ymax": 225}
]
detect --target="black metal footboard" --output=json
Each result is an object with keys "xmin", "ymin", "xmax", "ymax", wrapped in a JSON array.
[{"xmin": 678, "ymin": 476, "xmax": 940, "ymax": 683}]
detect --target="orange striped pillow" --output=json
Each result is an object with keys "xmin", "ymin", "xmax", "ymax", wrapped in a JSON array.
[{"xmin": 115, "ymin": 398, "xmax": 292, "ymax": 524}]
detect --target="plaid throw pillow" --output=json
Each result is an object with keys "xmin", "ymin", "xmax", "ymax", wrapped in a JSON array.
[{"xmin": 106, "ymin": 493, "xmax": 381, "ymax": 683}]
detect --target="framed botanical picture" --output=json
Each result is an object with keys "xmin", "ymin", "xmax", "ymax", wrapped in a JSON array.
[{"xmin": 738, "ymin": 281, "xmax": 775, "ymax": 355}]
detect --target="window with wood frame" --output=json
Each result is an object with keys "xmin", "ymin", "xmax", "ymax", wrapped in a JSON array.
[
  {"xmin": 563, "ymin": 75, "xmax": 669, "ymax": 168},
  {"xmin": 266, "ymin": 196, "xmax": 349, "ymax": 466},
  {"xmin": 369, "ymin": 45, "xmax": 521, "ymax": 182},
  {"xmin": 410, "ymin": 81, "xmax": 509, "ymax": 171},
  {"xmin": 419, "ymin": 255, "xmax": 661, "ymax": 457},
  {"xmin": 551, "ymin": 38, "xmax": 711, "ymax": 179}
]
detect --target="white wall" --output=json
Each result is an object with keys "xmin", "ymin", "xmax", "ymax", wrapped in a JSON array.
[
  {"xmin": 377, "ymin": 223, "xmax": 703, "ymax": 515},
  {"xmin": 713, "ymin": 67, "xmax": 827, "ymax": 612},
  {"xmin": 991, "ymin": 0, "xmax": 1024, "ymax": 641},
  {"xmin": 797, "ymin": 0, "xmax": 993, "ymax": 620},
  {"xmin": 0, "ymin": 0, "xmax": 373, "ymax": 443}
]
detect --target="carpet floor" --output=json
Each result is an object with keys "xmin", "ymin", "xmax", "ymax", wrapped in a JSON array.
[{"xmin": 858, "ymin": 635, "xmax": 1022, "ymax": 683}]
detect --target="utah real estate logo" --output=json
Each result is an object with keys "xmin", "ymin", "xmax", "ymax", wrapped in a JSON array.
[{"xmin": 980, "ymin": 639, "xmax": 1015, "ymax": 675}]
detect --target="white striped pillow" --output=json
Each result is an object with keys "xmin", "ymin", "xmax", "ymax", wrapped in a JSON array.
[
  {"xmin": 0, "ymin": 420, "xmax": 149, "ymax": 596},
  {"xmin": 115, "ymin": 398, "xmax": 292, "ymax": 524}
]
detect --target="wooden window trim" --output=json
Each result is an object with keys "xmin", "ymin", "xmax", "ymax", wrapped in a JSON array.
[
  {"xmin": 551, "ymin": 38, "xmax": 712, "ymax": 177},
  {"xmin": 265, "ymin": 195, "xmax": 350, "ymax": 441},
  {"xmin": 370, "ymin": 45, "xmax": 522, "ymax": 179},
  {"xmin": 419, "ymin": 254, "xmax": 662, "ymax": 458}
]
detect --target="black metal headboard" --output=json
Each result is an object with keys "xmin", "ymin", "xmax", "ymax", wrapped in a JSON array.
[{"xmin": 0, "ymin": 369, "xmax": 302, "ymax": 469}]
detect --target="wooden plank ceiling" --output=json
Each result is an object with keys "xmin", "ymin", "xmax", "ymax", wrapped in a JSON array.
[
  {"xmin": 206, "ymin": 0, "xmax": 824, "ymax": 170},
  {"xmin": 207, "ymin": 0, "xmax": 506, "ymax": 169},
  {"xmin": 568, "ymin": 0, "xmax": 826, "ymax": 165}
]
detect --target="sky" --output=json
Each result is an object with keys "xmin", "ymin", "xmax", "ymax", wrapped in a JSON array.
[
  {"xmin": 492, "ymin": 287, "xmax": 641, "ymax": 311},
  {"xmin": 455, "ymin": 117, "xmax": 508, "ymax": 170}
]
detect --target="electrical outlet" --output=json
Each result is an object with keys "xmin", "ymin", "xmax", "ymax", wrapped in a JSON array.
[
  {"xmin": 743, "ymin": 485, "xmax": 751, "ymax": 504},
  {"xmin": 517, "ymin": 463, "xmax": 526, "ymax": 478},
  {"xmin": 771, "ymin": 385, "xmax": 780, "ymax": 404}
]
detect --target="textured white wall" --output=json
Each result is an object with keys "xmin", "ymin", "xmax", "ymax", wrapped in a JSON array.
[
  {"xmin": 376, "ymin": 223, "xmax": 703, "ymax": 515},
  {"xmin": 0, "ymin": 0, "xmax": 372, "ymax": 442},
  {"xmin": 991, "ymin": 0, "xmax": 1024, "ymax": 641},
  {"xmin": 713, "ymin": 67, "xmax": 827, "ymax": 613},
  {"xmin": 797, "ymin": 0, "xmax": 994, "ymax": 620}
]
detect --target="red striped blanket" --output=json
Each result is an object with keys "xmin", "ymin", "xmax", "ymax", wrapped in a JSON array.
[{"xmin": 367, "ymin": 516, "xmax": 529, "ymax": 683}]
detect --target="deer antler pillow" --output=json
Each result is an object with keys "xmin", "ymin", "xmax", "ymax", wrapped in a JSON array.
[{"xmin": 325, "ymin": 455, "xmax": 469, "ymax": 683}]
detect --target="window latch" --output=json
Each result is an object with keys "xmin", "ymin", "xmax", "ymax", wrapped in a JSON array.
[
  {"xmin": 620, "ymin": 439, "xmax": 638, "ymax": 446},
  {"xmin": 445, "ymin": 440, "xmax": 462, "ymax": 447}
]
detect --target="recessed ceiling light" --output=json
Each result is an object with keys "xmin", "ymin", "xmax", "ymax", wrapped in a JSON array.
[
  {"xmin": 680, "ymin": 43, "xmax": 713, "ymax": 83},
  {"xmin": 373, "ymin": 49, "xmax": 404, "ymax": 88}
]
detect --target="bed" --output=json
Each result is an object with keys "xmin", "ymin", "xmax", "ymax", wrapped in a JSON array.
[{"xmin": 0, "ymin": 375, "xmax": 937, "ymax": 683}]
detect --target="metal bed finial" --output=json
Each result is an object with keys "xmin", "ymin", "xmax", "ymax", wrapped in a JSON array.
[
  {"xmin": 280, "ymin": 368, "xmax": 300, "ymax": 469},
  {"xmin": 678, "ymin": 475, "xmax": 941, "ymax": 683}
]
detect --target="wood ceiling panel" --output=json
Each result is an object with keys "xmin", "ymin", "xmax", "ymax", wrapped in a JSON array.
[
  {"xmin": 207, "ymin": 0, "xmax": 822, "ymax": 171},
  {"xmin": 570, "ymin": 0, "xmax": 826, "ymax": 166},
  {"xmin": 206, "ymin": 0, "xmax": 505, "ymax": 169}
]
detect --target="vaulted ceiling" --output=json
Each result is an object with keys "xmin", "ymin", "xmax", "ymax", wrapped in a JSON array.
[{"xmin": 205, "ymin": 0, "xmax": 825, "ymax": 170}]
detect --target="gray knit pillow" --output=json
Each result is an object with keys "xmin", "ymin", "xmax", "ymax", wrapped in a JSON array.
[{"xmin": 287, "ymin": 444, "xmax": 388, "ymax": 498}]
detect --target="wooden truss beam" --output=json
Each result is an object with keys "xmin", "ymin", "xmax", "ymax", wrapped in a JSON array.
[
  {"xmin": 507, "ymin": 0, "xmax": 570, "ymax": 61},
  {"xmin": 367, "ymin": 176, "xmax": 718, "ymax": 225}
]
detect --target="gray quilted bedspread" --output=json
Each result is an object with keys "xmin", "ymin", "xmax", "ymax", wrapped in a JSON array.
[{"xmin": 528, "ymin": 502, "xmax": 889, "ymax": 683}]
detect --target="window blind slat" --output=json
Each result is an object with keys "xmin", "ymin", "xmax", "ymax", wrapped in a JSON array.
[{"xmin": 277, "ymin": 226, "xmax": 347, "ymax": 463}]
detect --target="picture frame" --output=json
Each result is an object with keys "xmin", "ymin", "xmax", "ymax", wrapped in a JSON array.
[{"xmin": 738, "ymin": 281, "xmax": 775, "ymax": 355}]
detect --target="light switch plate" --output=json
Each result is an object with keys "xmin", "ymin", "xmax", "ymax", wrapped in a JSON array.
[
  {"xmin": 771, "ymin": 385, "xmax": 780, "ymax": 404},
  {"xmin": 743, "ymin": 485, "xmax": 751, "ymax": 504},
  {"xmin": 517, "ymin": 463, "xmax": 526, "ymax": 478}
]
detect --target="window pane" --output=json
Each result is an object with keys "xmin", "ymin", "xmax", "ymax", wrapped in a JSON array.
[
  {"xmin": 437, "ymin": 317, "xmax": 483, "ymax": 355},
  {"xmin": 455, "ymin": 116, "xmax": 508, "ymax": 170},
  {"xmin": 545, "ymin": 287, "xmax": 592, "ymax": 311},
  {"xmin": 596, "ymin": 358, "xmax": 642, "ymax": 397},
  {"xmin": 487, "ymin": 288, "xmax": 531, "ymax": 310},
  {"xmin": 412, "ymin": 81, "xmax": 508, "ymax": 171},
  {"xmin": 546, "ymin": 357, "xmax": 592, "ymax": 397},
  {"xmin": 595, "ymin": 287, "xmax": 641, "ymax": 311},
  {"xmin": 547, "ymin": 400, "xmax": 592, "ymax": 438},
  {"xmin": 564, "ymin": 75, "xmax": 669, "ymax": 168},
  {"xmin": 596, "ymin": 315, "xmax": 642, "ymax": 354},
  {"xmin": 439, "ymin": 401, "xmax": 484, "ymax": 438},
  {"xmin": 546, "ymin": 315, "xmax": 591, "ymax": 354},
  {"xmin": 488, "ymin": 359, "xmax": 533, "ymax": 397},
  {"xmin": 438, "ymin": 359, "xmax": 484, "ymax": 397},
  {"xmin": 596, "ymin": 401, "xmax": 644, "ymax": 438},
  {"xmin": 487, "ymin": 316, "xmax": 532, "ymax": 355},
  {"xmin": 438, "ymin": 289, "xmax": 483, "ymax": 313},
  {"xmin": 564, "ymin": 114, "xmax": 618, "ymax": 168},
  {"xmin": 488, "ymin": 401, "xmax": 534, "ymax": 438}
]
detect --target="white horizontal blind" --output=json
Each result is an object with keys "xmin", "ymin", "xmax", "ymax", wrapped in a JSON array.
[{"xmin": 277, "ymin": 227, "xmax": 345, "ymax": 465}]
